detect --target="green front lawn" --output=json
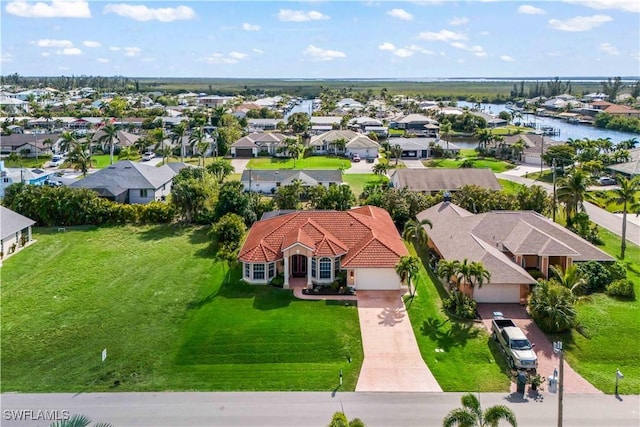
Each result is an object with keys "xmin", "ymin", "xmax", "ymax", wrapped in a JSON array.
[
  {"xmin": 498, "ymin": 179, "xmax": 525, "ymax": 195},
  {"xmin": 405, "ymin": 243, "xmax": 511, "ymax": 392},
  {"xmin": 558, "ymin": 229, "xmax": 640, "ymax": 394},
  {"xmin": 343, "ymin": 173, "xmax": 388, "ymax": 197},
  {"xmin": 3, "ymin": 156, "xmax": 51, "ymax": 169},
  {"xmin": 1, "ymin": 226, "xmax": 362, "ymax": 392},
  {"xmin": 247, "ymin": 156, "xmax": 351, "ymax": 170},
  {"xmin": 423, "ymin": 152, "xmax": 514, "ymax": 173}
]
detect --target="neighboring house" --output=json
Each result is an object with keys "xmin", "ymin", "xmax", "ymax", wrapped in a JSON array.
[
  {"xmin": 501, "ymin": 133, "xmax": 563, "ymax": 165},
  {"xmin": 606, "ymin": 147, "xmax": 640, "ymax": 177},
  {"xmin": 230, "ymin": 132, "xmax": 288, "ymax": 158},
  {"xmin": 0, "ymin": 133, "xmax": 60, "ymax": 157},
  {"xmin": 309, "ymin": 130, "xmax": 380, "ymax": 158},
  {"xmin": 387, "ymin": 137, "xmax": 460, "ymax": 159},
  {"xmin": 417, "ymin": 201, "xmax": 614, "ymax": 303},
  {"xmin": 241, "ymin": 169, "xmax": 343, "ymax": 193},
  {"xmin": 70, "ymin": 160, "xmax": 175, "ymax": 204},
  {"xmin": 390, "ymin": 114, "xmax": 439, "ymax": 134},
  {"xmin": 0, "ymin": 161, "xmax": 57, "ymax": 197},
  {"xmin": 92, "ymin": 129, "xmax": 140, "ymax": 151},
  {"xmin": 247, "ymin": 118, "xmax": 285, "ymax": 133},
  {"xmin": 238, "ymin": 206, "xmax": 409, "ymax": 290},
  {"xmin": 197, "ymin": 95, "xmax": 234, "ymax": 108},
  {"xmin": 0, "ymin": 206, "xmax": 36, "ymax": 264},
  {"xmin": 390, "ymin": 168, "xmax": 501, "ymax": 194},
  {"xmin": 309, "ymin": 116, "xmax": 342, "ymax": 134}
]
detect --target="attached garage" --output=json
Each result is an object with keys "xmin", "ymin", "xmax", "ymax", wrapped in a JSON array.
[
  {"xmin": 354, "ymin": 268, "xmax": 401, "ymax": 290},
  {"xmin": 234, "ymin": 148, "xmax": 254, "ymax": 158},
  {"xmin": 473, "ymin": 284, "xmax": 521, "ymax": 303}
]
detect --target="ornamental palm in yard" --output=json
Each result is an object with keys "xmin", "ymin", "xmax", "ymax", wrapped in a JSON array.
[
  {"xmin": 395, "ymin": 255, "xmax": 420, "ymax": 298},
  {"xmin": 528, "ymin": 280, "xmax": 576, "ymax": 334},
  {"xmin": 556, "ymin": 168, "xmax": 593, "ymax": 222},
  {"xmin": 548, "ymin": 264, "xmax": 586, "ymax": 296},
  {"xmin": 605, "ymin": 175, "xmax": 639, "ymax": 259},
  {"xmin": 442, "ymin": 393, "xmax": 517, "ymax": 427},
  {"xmin": 402, "ymin": 218, "xmax": 433, "ymax": 248},
  {"xmin": 97, "ymin": 122, "xmax": 119, "ymax": 165}
]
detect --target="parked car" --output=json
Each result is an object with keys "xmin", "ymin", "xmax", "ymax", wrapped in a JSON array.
[
  {"xmin": 351, "ymin": 153, "xmax": 361, "ymax": 162},
  {"xmin": 142, "ymin": 152, "xmax": 155, "ymax": 161},
  {"xmin": 492, "ymin": 313, "xmax": 538, "ymax": 370},
  {"xmin": 598, "ymin": 176, "xmax": 616, "ymax": 186},
  {"xmin": 49, "ymin": 155, "xmax": 65, "ymax": 167}
]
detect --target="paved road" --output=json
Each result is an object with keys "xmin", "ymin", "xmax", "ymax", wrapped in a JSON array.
[
  {"xmin": 496, "ymin": 173, "xmax": 640, "ymax": 246},
  {"xmin": 1, "ymin": 392, "xmax": 638, "ymax": 427}
]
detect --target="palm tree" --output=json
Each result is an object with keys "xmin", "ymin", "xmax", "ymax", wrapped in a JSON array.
[
  {"xmin": 443, "ymin": 393, "xmax": 517, "ymax": 427},
  {"xmin": 285, "ymin": 137, "xmax": 304, "ymax": 168},
  {"xmin": 69, "ymin": 141, "xmax": 92, "ymax": 176},
  {"xmin": 49, "ymin": 413, "xmax": 113, "ymax": 427},
  {"xmin": 189, "ymin": 126, "xmax": 205, "ymax": 164},
  {"xmin": 391, "ymin": 144, "xmax": 403, "ymax": 166},
  {"xmin": 402, "ymin": 218, "xmax": 433, "ymax": 248},
  {"xmin": 556, "ymin": 168, "xmax": 593, "ymax": 222},
  {"xmin": 372, "ymin": 162, "xmax": 388, "ymax": 176},
  {"xmin": 332, "ymin": 137, "xmax": 347, "ymax": 155},
  {"xmin": 437, "ymin": 259, "xmax": 461, "ymax": 290},
  {"xmin": 171, "ymin": 122, "xmax": 187, "ymax": 162},
  {"xmin": 59, "ymin": 131, "xmax": 77, "ymax": 155},
  {"xmin": 439, "ymin": 122, "xmax": 452, "ymax": 150},
  {"xmin": 474, "ymin": 128, "xmax": 492, "ymax": 151},
  {"xmin": 528, "ymin": 280, "xmax": 577, "ymax": 333},
  {"xmin": 97, "ymin": 122, "xmax": 119, "ymax": 165},
  {"xmin": 548, "ymin": 264, "xmax": 586, "ymax": 296},
  {"xmin": 395, "ymin": 255, "xmax": 420, "ymax": 298},
  {"xmin": 605, "ymin": 175, "xmax": 639, "ymax": 259},
  {"xmin": 457, "ymin": 259, "xmax": 491, "ymax": 293}
]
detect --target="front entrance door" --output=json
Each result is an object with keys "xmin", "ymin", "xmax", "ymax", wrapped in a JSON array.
[{"xmin": 291, "ymin": 254, "xmax": 307, "ymax": 278}]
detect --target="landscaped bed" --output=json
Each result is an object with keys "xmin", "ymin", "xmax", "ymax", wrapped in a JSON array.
[
  {"xmin": 247, "ymin": 156, "xmax": 351, "ymax": 170},
  {"xmin": 0, "ymin": 225, "xmax": 363, "ymax": 392}
]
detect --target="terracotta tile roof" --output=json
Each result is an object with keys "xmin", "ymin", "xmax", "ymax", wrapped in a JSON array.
[{"xmin": 238, "ymin": 207, "xmax": 408, "ymax": 266}]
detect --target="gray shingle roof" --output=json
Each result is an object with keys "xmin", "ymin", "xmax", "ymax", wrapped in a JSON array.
[
  {"xmin": 240, "ymin": 169, "xmax": 342, "ymax": 184},
  {"xmin": 1, "ymin": 206, "xmax": 35, "ymax": 239},
  {"xmin": 391, "ymin": 169, "xmax": 502, "ymax": 192},
  {"xmin": 70, "ymin": 160, "xmax": 176, "ymax": 191},
  {"xmin": 232, "ymin": 132, "xmax": 288, "ymax": 148}
]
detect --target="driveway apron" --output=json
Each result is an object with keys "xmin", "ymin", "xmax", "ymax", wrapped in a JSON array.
[
  {"xmin": 355, "ymin": 291, "xmax": 442, "ymax": 392},
  {"xmin": 477, "ymin": 304, "xmax": 601, "ymax": 394}
]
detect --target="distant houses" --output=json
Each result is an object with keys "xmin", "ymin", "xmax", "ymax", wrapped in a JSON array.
[
  {"xmin": 390, "ymin": 169, "xmax": 501, "ymax": 195},
  {"xmin": 241, "ymin": 169, "xmax": 343, "ymax": 193}
]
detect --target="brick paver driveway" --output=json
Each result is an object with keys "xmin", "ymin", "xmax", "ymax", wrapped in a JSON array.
[
  {"xmin": 355, "ymin": 291, "xmax": 442, "ymax": 392},
  {"xmin": 477, "ymin": 304, "xmax": 601, "ymax": 394}
]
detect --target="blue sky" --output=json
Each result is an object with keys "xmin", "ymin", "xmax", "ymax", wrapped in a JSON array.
[{"xmin": 1, "ymin": 0, "xmax": 639, "ymax": 78}]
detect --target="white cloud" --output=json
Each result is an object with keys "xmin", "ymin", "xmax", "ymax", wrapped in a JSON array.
[
  {"xmin": 57, "ymin": 47, "xmax": 82, "ymax": 55},
  {"xmin": 500, "ymin": 55, "xmax": 515, "ymax": 62},
  {"xmin": 97, "ymin": 58, "xmax": 109, "ymax": 63},
  {"xmin": 449, "ymin": 17, "xmax": 469, "ymax": 25},
  {"xmin": 418, "ymin": 29, "xmax": 467, "ymax": 42},
  {"xmin": 32, "ymin": 39, "xmax": 73, "ymax": 48},
  {"xmin": 203, "ymin": 51, "xmax": 249, "ymax": 65},
  {"xmin": 1, "ymin": 52, "xmax": 14, "ymax": 63},
  {"xmin": 393, "ymin": 48, "xmax": 414, "ymax": 58},
  {"xmin": 278, "ymin": 9, "xmax": 329, "ymax": 22},
  {"xmin": 124, "ymin": 47, "xmax": 141, "ymax": 57},
  {"xmin": 83, "ymin": 40, "xmax": 101, "ymax": 48},
  {"xmin": 480, "ymin": 31, "xmax": 490, "ymax": 36},
  {"xmin": 563, "ymin": 0, "xmax": 639, "ymax": 13},
  {"xmin": 598, "ymin": 42, "xmax": 620, "ymax": 55},
  {"xmin": 450, "ymin": 42, "xmax": 468, "ymax": 49},
  {"xmin": 518, "ymin": 5, "xmax": 546, "ymax": 14},
  {"xmin": 387, "ymin": 8, "xmax": 413, "ymax": 21},
  {"xmin": 378, "ymin": 42, "xmax": 396, "ymax": 51},
  {"xmin": 103, "ymin": 4, "xmax": 196, "ymax": 22},
  {"xmin": 470, "ymin": 45, "xmax": 487, "ymax": 57},
  {"xmin": 109, "ymin": 46, "xmax": 121, "ymax": 51},
  {"xmin": 5, "ymin": 0, "xmax": 91, "ymax": 18},
  {"xmin": 252, "ymin": 48, "xmax": 264, "ymax": 55},
  {"xmin": 548, "ymin": 14, "xmax": 612, "ymax": 31},
  {"xmin": 302, "ymin": 45, "xmax": 346, "ymax": 61},
  {"xmin": 408, "ymin": 44, "xmax": 433, "ymax": 54},
  {"xmin": 242, "ymin": 23, "xmax": 260, "ymax": 31}
]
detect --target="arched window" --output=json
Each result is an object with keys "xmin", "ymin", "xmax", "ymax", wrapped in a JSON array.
[{"xmin": 319, "ymin": 257, "xmax": 332, "ymax": 280}]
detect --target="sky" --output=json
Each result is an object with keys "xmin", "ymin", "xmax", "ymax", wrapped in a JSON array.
[{"xmin": 1, "ymin": 0, "xmax": 639, "ymax": 79}]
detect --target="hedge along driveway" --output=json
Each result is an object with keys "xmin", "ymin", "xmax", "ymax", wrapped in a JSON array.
[{"xmin": 1, "ymin": 226, "xmax": 363, "ymax": 392}]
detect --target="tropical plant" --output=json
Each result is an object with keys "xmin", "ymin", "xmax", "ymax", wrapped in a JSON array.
[
  {"xmin": 59, "ymin": 131, "xmax": 77, "ymax": 155},
  {"xmin": 457, "ymin": 258, "xmax": 491, "ymax": 291},
  {"xmin": 49, "ymin": 414, "xmax": 113, "ymax": 427},
  {"xmin": 440, "ymin": 122, "xmax": 452, "ymax": 150},
  {"xmin": 284, "ymin": 137, "xmax": 305, "ymax": 167},
  {"xmin": 171, "ymin": 122, "xmax": 187, "ymax": 162},
  {"xmin": 460, "ymin": 159, "xmax": 474, "ymax": 168},
  {"xmin": 372, "ymin": 162, "xmax": 389, "ymax": 176},
  {"xmin": 395, "ymin": 255, "xmax": 420, "ymax": 297},
  {"xmin": 605, "ymin": 279, "xmax": 635, "ymax": 300},
  {"xmin": 402, "ymin": 218, "xmax": 433, "ymax": 248},
  {"xmin": 442, "ymin": 393, "xmax": 517, "ymax": 427},
  {"xmin": 437, "ymin": 259, "xmax": 462, "ymax": 289},
  {"xmin": 556, "ymin": 168, "xmax": 593, "ymax": 222},
  {"xmin": 327, "ymin": 411, "xmax": 366, "ymax": 427},
  {"xmin": 391, "ymin": 144, "xmax": 403, "ymax": 166},
  {"xmin": 68, "ymin": 141, "xmax": 92, "ymax": 176},
  {"xmin": 206, "ymin": 158, "xmax": 234, "ymax": 184},
  {"xmin": 97, "ymin": 122, "xmax": 119, "ymax": 165},
  {"xmin": 605, "ymin": 175, "xmax": 639, "ymax": 259},
  {"xmin": 548, "ymin": 264, "xmax": 586, "ymax": 296},
  {"xmin": 528, "ymin": 280, "xmax": 576, "ymax": 333}
]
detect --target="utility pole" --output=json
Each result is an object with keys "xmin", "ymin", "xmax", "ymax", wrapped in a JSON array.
[
  {"xmin": 552, "ymin": 158, "xmax": 557, "ymax": 222},
  {"xmin": 540, "ymin": 133, "xmax": 545, "ymax": 176},
  {"xmin": 554, "ymin": 341, "xmax": 564, "ymax": 427}
]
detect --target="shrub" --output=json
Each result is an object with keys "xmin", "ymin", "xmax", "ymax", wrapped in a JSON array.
[
  {"xmin": 211, "ymin": 213, "xmax": 247, "ymax": 251},
  {"xmin": 442, "ymin": 290, "xmax": 477, "ymax": 320},
  {"xmin": 576, "ymin": 261, "xmax": 615, "ymax": 294},
  {"xmin": 605, "ymin": 279, "xmax": 635, "ymax": 300},
  {"xmin": 270, "ymin": 274, "xmax": 284, "ymax": 288},
  {"xmin": 528, "ymin": 280, "xmax": 576, "ymax": 333}
]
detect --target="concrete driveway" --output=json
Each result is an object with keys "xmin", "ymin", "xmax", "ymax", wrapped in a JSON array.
[
  {"xmin": 401, "ymin": 159, "xmax": 427, "ymax": 168},
  {"xmin": 477, "ymin": 304, "xmax": 601, "ymax": 394},
  {"xmin": 355, "ymin": 291, "xmax": 442, "ymax": 392},
  {"xmin": 345, "ymin": 158, "xmax": 377, "ymax": 174},
  {"xmin": 230, "ymin": 158, "xmax": 250, "ymax": 174}
]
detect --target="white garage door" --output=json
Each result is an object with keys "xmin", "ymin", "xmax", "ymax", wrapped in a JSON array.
[
  {"xmin": 355, "ymin": 268, "xmax": 401, "ymax": 290},
  {"xmin": 474, "ymin": 284, "xmax": 520, "ymax": 303}
]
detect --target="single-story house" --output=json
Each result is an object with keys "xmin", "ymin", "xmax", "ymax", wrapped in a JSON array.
[
  {"xmin": 309, "ymin": 130, "xmax": 380, "ymax": 159},
  {"xmin": 390, "ymin": 114, "xmax": 439, "ymax": 133},
  {"xmin": 241, "ymin": 169, "xmax": 343, "ymax": 193},
  {"xmin": 390, "ymin": 168, "xmax": 501, "ymax": 194},
  {"xmin": 501, "ymin": 133, "xmax": 563, "ymax": 165},
  {"xmin": 230, "ymin": 132, "xmax": 288, "ymax": 158},
  {"xmin": 309, "ymin": 116, "xmax": 342, "ymax": 134},
  {"xmin": 417, "ymin": 201, "xmax": 614, "ymax": 303},
  {"xmin": 606, "ymin": 147, "xmax": 640, "ymax": 177},
  {"xmin": 0, "ymin": 160, "xmax": 57, "ymax": 197},
  {"xmin": 238, "ymin": 206, "xmax": 409, "ymax": 290},
  {"xmin": 247, "ymin": 118, "xmax": 285, "ymax": 133},
  {"xmin": 0, "ymin": 133, "xmax": 60, "ymax": 157},
  {"xmin": 1, "ymin": 206, "xmax": 36, "ymax": 264},
  {"xmin": 70, "ymin": 160, "xmax": 176, "ymax": 204},
  {"xmin": 387, "ymin": 137, "xmax": 460, "ymax": 159}
]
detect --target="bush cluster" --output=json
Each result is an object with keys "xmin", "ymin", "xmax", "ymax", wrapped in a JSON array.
[
  {"xmin": 442, "ymin": 290, "xmax": 477, "ymax": 320},
  {"xmin": 605, "ymin": 279, "xmax": 635, "ymax": 300}
]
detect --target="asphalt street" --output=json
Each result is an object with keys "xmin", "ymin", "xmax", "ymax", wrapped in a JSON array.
[{"xmin": 1, "ymin": 392, "xmax": 639, "ymax": 427}]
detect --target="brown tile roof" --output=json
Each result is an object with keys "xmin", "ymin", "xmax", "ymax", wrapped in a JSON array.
[{"xmin": 239, "ymin": 206, "xmax": 408, "ymax": 267}]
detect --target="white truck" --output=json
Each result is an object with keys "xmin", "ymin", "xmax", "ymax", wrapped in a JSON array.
[{"xmin": 491, "ymin": 313, "xmax": 538, "ymax": 371}]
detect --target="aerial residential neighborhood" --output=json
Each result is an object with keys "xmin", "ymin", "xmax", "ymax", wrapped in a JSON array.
[{"xmin": 1, "ymin": 1, "xmax": 640, "ymax": 426}]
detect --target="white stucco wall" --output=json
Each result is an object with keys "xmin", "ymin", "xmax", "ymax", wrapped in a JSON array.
[
  {"xmin": 354, "ymin": 268, "xmax": 401, "ymax": 290},
  {"xmin": 473, "ymin": 284, "xmax": 521, "ymax": 303}
]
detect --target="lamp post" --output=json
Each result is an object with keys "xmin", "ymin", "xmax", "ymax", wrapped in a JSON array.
[
  {"xmin": 615, "ymin": 369, "xmax": 624, "ymax": 395},
  {"xmin": 554, "ymin": 341, "xmax": 564, "ymax": 427},
  {"xmin": 540, "ymin": 132, "xmax": 545, "ymax": 176}
]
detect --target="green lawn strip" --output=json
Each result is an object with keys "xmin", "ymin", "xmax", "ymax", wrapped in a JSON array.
[
  {"xmin": 498, "ymin": 179, "xmax": 525, "ymax": 195},
  {"xmin": 555, "ymin": 228, "xmax": 640, "ymax": 394},
  {"xmin": 404, "ymin": 243, "xmax": 510, "ymax": 392},
  {"xmin": 4, "ymin": 156, "xmax": 51, "ymax": 169},
  {"xmin": 587, "ymin": 190, "xmax": 625, "ymax": 213},
  {"xmin": 342, "ymin": 174, "xmax": 388, "ymax": 197},
  {"xmin": 247, "ymin": 156, "xmax": 350, "ymax": 170},
  {"xmin": 1, "ymin": 225, "xmax": 362, "ymax": 392},
  {"xmin": 422, "ymin": 153, "xmax": 514, "ymax": 173}
]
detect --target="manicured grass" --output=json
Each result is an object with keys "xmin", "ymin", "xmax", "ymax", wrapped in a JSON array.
[
  {"xmin": 342, "ymin": 173, "xmax": 388, "ymax": 197},
  {"xmin": 587, "ymin": 190, "xmax": 625, "ymax": 213},
  {"xmin": 557, "ymin": 229, "xmax": 640, "ymax": 394},
  {"xmin": 3, "ymin": 156, "xmax": 51, "ymax": 169},
  {"xmin": 405, "ymin": 243, "xmax": 511, "ymax": 392},
  {"xmin": 1, "ymin": 226, "xmax": 363, "ymax": 392},
  {"xmin": 423, "ymin": 155, "xmax": 514, "ymax": 173},
  {"xmin": 499, "ymin": 179, "xmax": 525, "ymax": 195},
  {"xmin": 247, "ymin": 156, "xmax": 351, "ymax": 170}
]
